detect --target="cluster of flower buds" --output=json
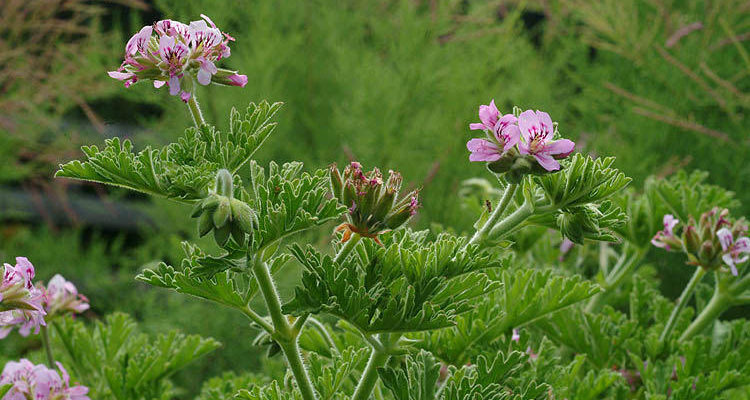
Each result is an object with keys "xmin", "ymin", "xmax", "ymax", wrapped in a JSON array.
[
  {"xmin": 329, "ymin": 162, "xmax": 419, "ymax": 244},
  {"xmin": 652, "ymin": 208, "xmax": 749, "ymax": 275},
  {"xmin": 467, "ymin": 100, "xmax": 575, "ymax": 181},
  {"xmin": 0, "ymin": 258, "xmax": 45, "ymax": 339},
  {"xmin": 108, "ymin": 14, "xmax": 247, "ymax": 102},
  {"xmin": 0, "ymin": 359, "xmax": 89, "ymax": 400},
  {"xmin": 192, "ymin": 169, "xmax": 257, "ymax": 247}
]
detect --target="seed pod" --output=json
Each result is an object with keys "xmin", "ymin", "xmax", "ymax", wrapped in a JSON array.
[
  {"xmin": 198, "ymin": 212, "xmax": 213, "ymax": 237},
  {"xmin": 190, "ymin": 201, "xmax": 205, "ymax": 218},
  {"xmin": 213, "ymin": 224, "xmax": 231, "ymax": 246},
  {"xmin": 213, "ymin": 198, "xmax": 232, "ymax": 228}
]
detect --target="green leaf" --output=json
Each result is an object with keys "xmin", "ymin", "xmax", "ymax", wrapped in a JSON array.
[
  {"xmin": 648, "ymin": 169, "xmax": 739, "ymax": 223},
  {"xmin": 56, "ymin": 101, "xmax": 282, "ymax": 201},
  {"xmin": 378, "ymin": 350, "xmax": 441, "ymax": 400},
  {"xmin": 417, "ymin": 268, "xmax": 600, "ymax": 365},
  {"xmin": 235, "ymin": 381, "xmax": 299, "ymax": 400},
  {"xmin": 283, "ymin": 229, "xmax": 505, "ymax": 334},
  {"xmin": 0, "ymin": 384, "xmax": 12, "ymax": 398},
  {"xmin": 245, "ymin": 161, "xmax": 345, "ymax": 253},
  {"xmin": 308, "ymin": 346, "xmax": 370, "ymax": 400},
  {"xmin": 534, "ymin": 154, "xmax": 631, "ymax": 209}
]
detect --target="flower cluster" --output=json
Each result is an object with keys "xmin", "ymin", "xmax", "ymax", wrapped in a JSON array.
[
  {"xmin": 108, "ymin": 14, "xmax": 247, "ymax": 102},
  {"xmin": 1, "ymin": 258, "xmax": 89, "ymax": 339},
  {"xmin": 0, "ymin": 257, "xmax": 45, "ymax": 339},
  {"xmin": 467, "ymin": 100, "xmax": 575, "ymax": 173},
  {"xmin": 330, "ymin": 162, "xmax": 419, "ymax": 244},
  {"xmin": 0, "ymin": 359, "xmax": 89, "ymax": 400},
  {"xmin": 652, "ymin": 209, "xmax": 749, "ymax": 275}
]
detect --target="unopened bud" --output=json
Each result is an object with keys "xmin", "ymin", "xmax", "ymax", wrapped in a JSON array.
[
  {"xmin": 215, "ymin": 169, "xmax": 234, "ymax": 198},
  {"xmin": 683, "ymin": 225, "xmax": 701, "ymax": 255}
]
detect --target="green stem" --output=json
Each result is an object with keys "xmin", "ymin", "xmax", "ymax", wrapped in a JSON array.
[
  {"xmin": 467, "ymin": 183, "xmax": 518, "ymax": 247},
  {"xmin": 241, "ymin": 305, "xmax": 274, "ymax": 333},
  {"xmin": 187, "ymin": 94, "xmax": 206, "ymax": 127},
  {"xmin": 351, "ymin": 345, "xmax": 390, "ymax": 400},
  {"xmin": 278, "ymin": 340, "xmax": 317, "ymax": 399},
  {"xmin": 659, "ymin": 267, "xmax": 706, "ymax": 343},
  {"xmin": 334, "ymin": 234, "xmax": 362, "ymax": 264},
  {"xmin": 585, "ymin": 249, "xmax": 643, "ymax": 313},
  {"xmin": 679, "ymin": 276, "xmax": 731, "ymax": 342},
  {"xmin": 487, "ymin": 201, "xmax": 533, "ymax": 241},
  {"xmin": 308, "ymin": 317, "xmax": 340, "ymax": 356},
  {"xmin": 40, "ymin": 325, "xmax": 55, "ymax": 367},
  {"xmin": 251, "ymin": 258, "xmax": 317, "ymax": 400}
]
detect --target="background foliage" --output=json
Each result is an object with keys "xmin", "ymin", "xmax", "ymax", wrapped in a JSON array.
[{"xmin": 1, "ymin": 0, "xmax": 747, "ymax": 397}]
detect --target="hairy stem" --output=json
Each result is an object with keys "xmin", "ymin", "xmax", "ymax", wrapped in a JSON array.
[
  {"xmin": 241, "ymin": 305, "xmax": 274, "ymax": 333},
  {"xmin": 660, "ymin": 267, "xmax": 706, "ymax": 343},
  {"xmin": 40, "ymin": 325, "xmax": 55, "ymax": 367},
  {"xmin": 467, "ymin": 183, "xmax": 519, "ymax": 247},
  {"xmin": 679, "ymin": 275, "xmax": 731, "ymax": 342},
  {"xmin": 335, "ymin": 234, "xmax": 362, "ymax": 264},
  {"xmin": 187, "ymin": 94, "xmax": 206, "ymax": 127},
  {"xmin": 487, "ymin": 201, "xmax": 533, "ymax": 240},
  {"xmin": 252, "ymin": 258, "xmax": 317, "ymax": 400},
  {"xmin": 351, "ymin": 344, "xmax": 390, "ymax": 400},
  {"xmin": 585, "ymin": 249, "xmax": 643, "ymax": 313}
]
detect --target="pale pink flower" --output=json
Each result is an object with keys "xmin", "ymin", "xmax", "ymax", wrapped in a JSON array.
[
  {"xmin": 467, "ymin": 100, "xmax": 520, "ymax": 162},
  {"xmin": 717, "ymin": 228, "xmax": 749, "ymax": 276},
  {"xmin": 108, "ymin": 15, "xmax": 243, "ymax": 100},
  {"xmin": 0, "ymin": 258, "xmax": 45, "ymax": 339},
  {"xmin": 0, "ymin": 359, "xmax": 89, "ymax": 400},
  {"xmin": 44, "ymin": 275, "xmax": 90, "ymax": 316},
  {"xmin": 511, "ymin": 329, "xmax": 520, "ymax": 342},
  {"xmin": 652, "ymin": 214, "xmax": 680, "ymax": 250},
  {"xmin": 517, "ymin": 110, "xmax": 574, "ymax": 171}
]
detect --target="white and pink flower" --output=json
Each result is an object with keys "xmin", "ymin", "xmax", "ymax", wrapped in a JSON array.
[
  {"xmin": 467, "ymin": 100, "xmax": 521, "ymax": 162},
  {"xmin": 0, "ymin": 258, "xmax": 46, "ymax": 339},
  {"xmin": 108, "ymin": 15, "xmax": 247, "ymax": 102},
  {"xmin": 651, "ymin": 214, "xmax": 680, "ymax": 250},
  {"xmin": 717, "ymin": 227, "xmax": 749, "ymax": 276},
  {"xmin": 0, "ymin": 359, "xmax": 89, "ymax": 400},
  {"xmin": 517, "ymin": 110, "xmax": 575, "ymax": 171}
]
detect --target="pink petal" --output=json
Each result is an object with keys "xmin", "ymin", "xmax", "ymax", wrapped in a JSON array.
[
  {"xmin": 717, "ymin": 228, "xmax": 733, "ymax": 251},
  {"xmin": 227, "ymin": 73, "xmax": 247, "ymax": 87},
  {"xmin": 536, "ymin": 110, "xmax": 554, "ymax": 140},
  {"xmin": 722, "ymin": 254, "xmax": 738, "ymax": 275},
  {"xmin": 469, "ymin": 123, "xmax": 486, "ymax": 131},
  {"xmin": 153, "ymin": 80, "xmax": 166, "ymax": 88},
  {"xmin": 534, "ymin": 153, "xmax": 560, "ymax": 171},
  {"xmin": 545, "ymin": 139, "xmax": 575, "ymax": 157},
  {"xmin": 500, "ymin": 125, "xmax": 521, "ymax": 152},
  {"xmin": 168, "ymin": 76, "xmax": 180, "ymax": 96},
  {"xmin": 107, "ymin": 71, "xmax": 133, "ymax": 81},
  {"xmin": 518, "ymin": 110, "xmax": 539, "ymax": 142},
  {"xmin": 197, "ymin": 68, "xmax": 212, "ymax": 85},
  {"xmin": 467, "ymin": 139, "xmax": 501, "ymax": 162}
]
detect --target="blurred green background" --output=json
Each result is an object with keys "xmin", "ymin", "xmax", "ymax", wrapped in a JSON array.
[{"xmin": 1, "ymin": 0, "xmax": 747, "ymax": 396}]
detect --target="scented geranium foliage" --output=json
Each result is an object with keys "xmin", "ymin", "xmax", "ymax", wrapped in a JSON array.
[{"xmin": 7, "ymin": 12, "xmax": 742, "ymax": 400}]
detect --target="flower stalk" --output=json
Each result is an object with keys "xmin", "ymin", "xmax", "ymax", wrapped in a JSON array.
[
  {"xmin": 351, "ymin": 345, "xmax": 390, "ymax": 400},
  {"xmin": 251, "ymin": 257, "xmax": 317, "ymax": 400},
  {"xmin": 467, "ymin": 183, "xmax": 518, "ymax": 247},
  {"xmin": 659, "ymin": 267, "xmax": 706, "ymax": 344},
  {"xmin": 187, "ymin": 93, "xmax": 206, "ymax": 127},
  {"xmin": 40, "ymin": 325, "xmax": 55, "ymax": 367}
]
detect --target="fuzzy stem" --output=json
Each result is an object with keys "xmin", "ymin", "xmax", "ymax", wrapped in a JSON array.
[
  {"xmin": 40, "ymin": 325, "xmax": 55, "ymax": 367},
  {"xmin": 351, "ymin": 344, "xmax": 390, "ymax": 400},
  {"xmin": 487, "ymin": 201, "xmax": 533, "ymax": 240},
  {"xmin": 335, "ymin": 234, "xmax": 362, "ymax": 264},
  {"xmin": 660, "ymin": 267, "xmax": 706, "ymax": 343},
  {"xmin": 252, "ymin": 258, "xmax": 317, "ymax": 400},
  {"xmin": 241, "ymin": 305, "xmax": 274, "ymax": 333},
  {"xmin": 467, "ymin": 183, "xmax": 519, "ymax": 247},
  {"xmin": 585, "ymin": 249, "xmax": 643, "ymax": 313},
  {"xmin": 187, "ymin": 94, "xmax": 206, "ymax": 127},
  {"xmin": 679, "ymin": 274, "xmax": 731, "ymax": 342}
]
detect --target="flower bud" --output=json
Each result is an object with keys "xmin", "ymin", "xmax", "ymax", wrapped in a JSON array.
[
  {"xmin": 192, "ymin": 170, "xmax": 257, "ymax": 247},
  {"xmin": 698, "ymin": 240, "xmax": 715, "ymax": 265},
  {"xmin": 331, "ymin": 162, "xmax": 419, "ymax": 243},
  {"xmin": 215, "ymin": 169, "xmax": 234, "ymax": 198},
  {"xmin": 682, "ymin": 225, "xmax": 701, "ymax": 255}
]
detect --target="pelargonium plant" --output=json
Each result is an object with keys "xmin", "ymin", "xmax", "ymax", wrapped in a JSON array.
[{"xmin": 5, "ymin": 12, "xmax": 750, "ymax": 400}]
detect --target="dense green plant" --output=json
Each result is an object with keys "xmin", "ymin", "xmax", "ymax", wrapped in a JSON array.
[{"xmin": 2, "ymin": 3, "xmax": 749, "ymax": 400}]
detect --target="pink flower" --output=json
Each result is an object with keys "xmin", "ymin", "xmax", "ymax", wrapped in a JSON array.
[
  {"xmin": 467, "ymin": 100, "xmax": 520, "ymax": 162},
  {"xmin": 652, "ymin": 214, "xmax": 680, "ymax": 250},
  {"xmin": 717, "ymin": 228, "xmax": 749, "ymax": 276},
  {"xmin": 517, "ymin": 110, "xmax": 574, "ymax": 171},
  {"xmin": 44, "ymin": 275, "xmax": 90, "ymax": 316},
  {"xmin": 0, "ymin": 359, "xmax": 90, "ymax": 400},
  {"xmin": 0, "ymin": 258, "xmax": 45, "ymax": 339},
  {"xmin": 227, "ymin": 74, "xmax": 248, "ymax": 87},
  {"xmin": 108, "ymin": 15, "xmax": 244, "ymax": 99},
  {"xmin": 511, "ymin": 329, "xmax": 520, "ymax": 342}
]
